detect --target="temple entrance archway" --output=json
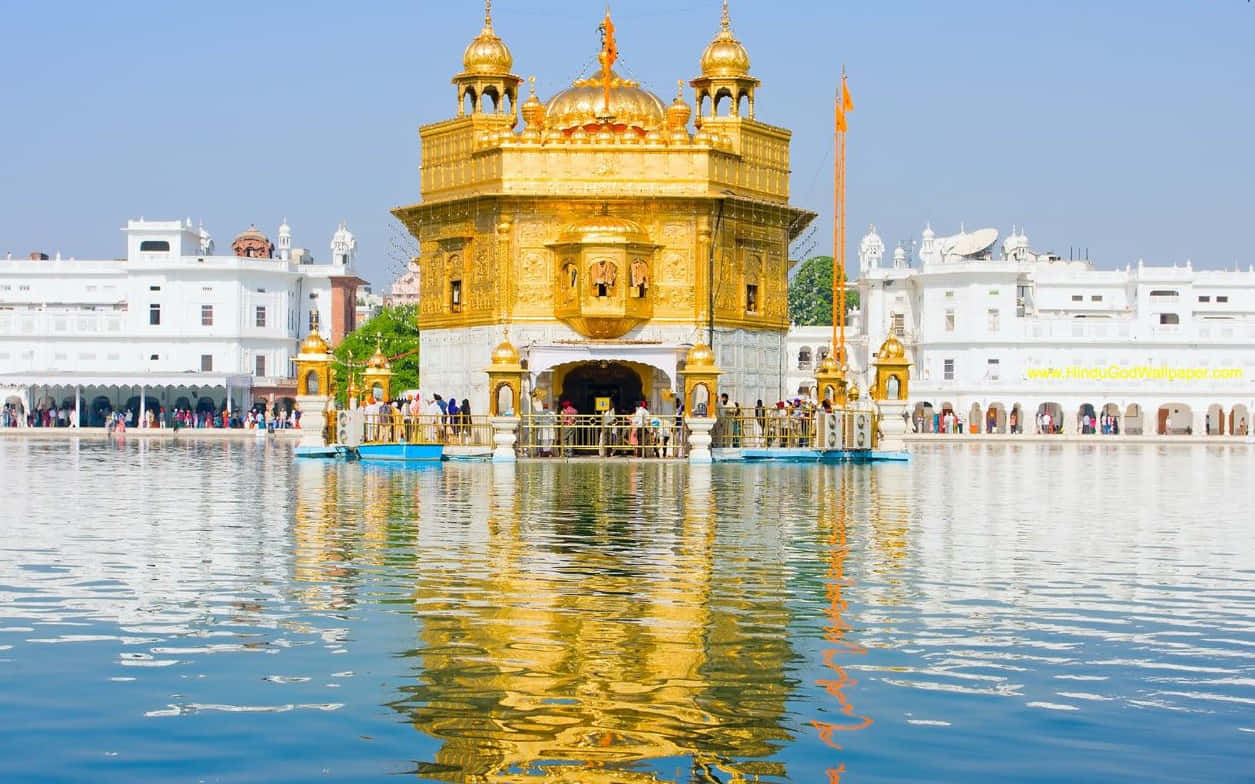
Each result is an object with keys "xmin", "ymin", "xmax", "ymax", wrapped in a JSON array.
[
  {"xmin": 1230, "ymin": 404, "xmax": 1249, "ymax": 435},
  {"xmin": 1206, "ymin": 404, "xmax": 1225, "ymax": 435},
  {"xmin": 1125, "ymin": 404, "xmax": 1144, "ymax": 435},
  {"xmin": 1157, "ymin": 403, "xmax": 1193, "ymax": 435},
  {"xmin": 557, "ymin": 362, "xmax": 647, "ymax": 415}
]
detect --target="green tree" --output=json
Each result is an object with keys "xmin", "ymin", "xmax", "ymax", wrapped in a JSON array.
[
  {"xmin": 787, "ymin": 255, "xmax": 860, "ymax": 326},
  {"xmin": 332, "ymin": 304, "xmax": 421, "ymax": 405}
]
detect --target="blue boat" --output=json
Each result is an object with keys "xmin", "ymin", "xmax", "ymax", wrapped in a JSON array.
[{"xmin": 353, "ymin": 442, "xmax": 444, "ymax": 462}]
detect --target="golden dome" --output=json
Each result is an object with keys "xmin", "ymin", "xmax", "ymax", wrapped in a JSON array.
[
  {"xmin": 557, "ymin": 214, "xmax": 651, "ymax": 246},
  {"xmin": 700, "ymin": 6, "xmax": 751, "ymax": 78},
  {"xmin": 366, "ymin": 343, "xmax": 390, "ymax": 370},
  {"xmin": 490, "ymin": 340, "xmax": 521, "ymax": 366},
  {"xmin": 685, "ymin": 343, "xmax": 717, "ymax": 369},
  {"xmin": 848, "ymin": 384, "xmax": 861, "ymax": 402},
  {"xmin": 299, "ymin": 330, "xmax": 330, "ymax": 356},
  {"xmin": 878, "ymin": 334, "xmax": 906, "ymax": 360},
  {"xmin": 545, "ymin": 71, "xmax": 666, "ymax": 134},
  {"xmin": 461, "ymin": 16, "xmax": 513, "ymax": 76},
  {"xmin": 666, "ymin": 89, "xmax": 692, "ymax": 131},
  {"xmin": 521, "ymin": 78, "xmax": 546, "ymax": 128},
  {"xmin": 816, "ymin": 354, "xmax": 841, "ymax": 374}
]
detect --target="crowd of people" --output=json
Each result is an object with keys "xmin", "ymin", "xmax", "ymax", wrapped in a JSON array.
[
  {"xmin": 359, "ymin": 392, "xmax": 477, "ymax": 444},
  {"xmin": 0, "ymin": 401, "xmax": 300, "ymax": 431}
]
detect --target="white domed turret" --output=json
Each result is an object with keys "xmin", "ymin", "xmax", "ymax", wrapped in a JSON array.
[
  {"xmin": 919, "ymin": 222, "xmax": 937, "ymax": 264},
  {"xmin": 198, "ymin": 223, "xmax": 214, "ymax": 255},
  {"xmin": 858, "ymin": 224, "xmax": 885, "ymax": 273},
  {"xmin": 331, "ymin": 222, "xmax": 356, "ymax": 268},
  {"xmin": 893, "ymin": 243, "xmax": 907, "ymax": 269},
  {"xmin": 277, "ymin": 218, "xmax": 292, "ymax": 261}
]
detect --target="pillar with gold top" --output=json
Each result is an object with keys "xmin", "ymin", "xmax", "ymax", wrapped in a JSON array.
[
  {"xmin": 485, "ymin": 339, "xmax": 524, "ymax": 462},
  {"xmin": 814, "ymin": 353, "xmax": 848, "ymax": 409},
  {"xmin": 362, "ymin": 336, "xmax": 394, "ymax": 404},
  {"xmin": 293, "ymin": 325, "xmax": 336, "ymax": 454},
  {"xmin": 871, "ymin": 334, "xmax": 911, "ymax": 452},
  {"xmin": 681, "ymin": 343, "xmax": 721, "ymax": 463}
]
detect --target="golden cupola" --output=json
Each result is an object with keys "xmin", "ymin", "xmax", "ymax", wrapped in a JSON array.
[
  {"xmin": 453, "ymin": 1, "xmax": 522, "ymax": 119},
  {"xmin": 691, "ymin": 1, "xmax": 761, "ymax": 121},
  {"xmin": 544, "ymin": 8, "xmax": 666, "ymax": 137}
]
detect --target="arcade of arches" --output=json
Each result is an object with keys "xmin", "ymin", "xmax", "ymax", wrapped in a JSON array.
[{"xmin": 909, "ymin": 400, "xmax": 1251, "ymax": 436}]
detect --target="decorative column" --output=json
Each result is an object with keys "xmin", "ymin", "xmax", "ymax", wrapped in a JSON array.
[
  {"xmin": 871, "ymin": 334, "xmax": 912, "ymax": 453},
  {"xmin": 293, "ymin": 327, "xmax": 335, "ymax": 451},
  {"xmin": 682, "ymin": 343, "xmax": 722, "ymax": 464},
  {"xmin": 485, "ymin": 340, "xmax": 524, "ymax": 462},
  {"xmin": 361, "ymin": 336, "xmax": 394, "ymax": 404},
  {"xmin": 814, "ymin": 354, "xmax": 847, "ymax": 408}
]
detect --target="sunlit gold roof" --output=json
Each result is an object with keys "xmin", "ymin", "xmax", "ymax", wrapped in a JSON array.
[
  {"xmin": 366, "ymin": 344, "xmax": 390, "ymax": 370},
  {"xmin": 817, "ymin": 354, "xmax": 841, "ymax": 374},
  {"xmin": 545, "ymin": 71, "xmax": 665, "ymax": 134},
  {"xmin": 299, "ymin": 330, "xmax": 330, "ymax": 356},
  {"xmin": 490, "ymin": 340, "xmax": 521, "ymax": 366},
  {"xmin": 685, "ymin": 343, "xmax": 717, "ymax": 369},
  {"xmin": 700, "ymin": 4, "xmax": 751, "ymax": 77},
  {"xmin": 878, "ymin": 334, "xmax": 906, "ymax": 360},
  {"xmin": 556, "ymin": 214, "xmax": 651, "ymax": 246},
  {"xmin": 461, "ymin": 3, "xmax": 513, "ymax": 75}
]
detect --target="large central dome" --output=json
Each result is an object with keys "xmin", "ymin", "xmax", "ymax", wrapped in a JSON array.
[{"xmin": 545, "ymin": 70, "xmax": 666, "ymax": 135}]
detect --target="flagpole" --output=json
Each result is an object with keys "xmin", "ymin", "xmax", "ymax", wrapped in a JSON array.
[{"xmin": 832, "ymin": 88, "xmax": 841, "ymax": 363}]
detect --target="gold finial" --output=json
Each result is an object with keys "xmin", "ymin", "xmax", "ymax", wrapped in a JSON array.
[
  {"xmin": 676, "ymin": 79, "xmax": 684, "ymax": 101},
  {"xmin": 597, "ymin": 7, "xmax": 618, "ymax": 118},
  {"xmin": 484, "ymin": 0, "xmax": 493, "ymax": 29},
  {"xmin": 722, "ymin": 0, "xmax": 731, "ymax": 31},
  {"xmin": 528, "ymin": 74, "xmax": 536, "ymax": 97}
]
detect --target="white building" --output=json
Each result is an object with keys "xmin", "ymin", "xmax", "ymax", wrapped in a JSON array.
[
  {"xmin": 827, "ymin": 223, "xmax": 1255, "ymax": 436},
  {"xmin": 0, "ymin": 218, "xmax": 364, "ymax": 424}
]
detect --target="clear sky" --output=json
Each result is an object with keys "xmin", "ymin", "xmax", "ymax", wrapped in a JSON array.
[{"xmin": 2, "ymin": 1, "xmax": 1251, "ymax": 288}]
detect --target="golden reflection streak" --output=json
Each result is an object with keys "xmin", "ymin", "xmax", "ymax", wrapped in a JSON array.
[{"xmin": 810, "ymin": 466, "xmax": 873, "ymax": 783}]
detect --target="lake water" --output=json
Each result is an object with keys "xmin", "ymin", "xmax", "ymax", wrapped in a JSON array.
[{"xmin": 1, "ymin": 438, "xmax": 1253, "ymax": 783}]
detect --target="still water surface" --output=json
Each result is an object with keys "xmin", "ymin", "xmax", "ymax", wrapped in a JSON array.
[{"xmin": 1, "ymin": 438, "xmax": 1253, "ymax": 782}]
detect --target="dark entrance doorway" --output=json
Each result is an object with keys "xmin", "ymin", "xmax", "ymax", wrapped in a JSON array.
[{"xmin": 559, "ymin": 362, "xmax": 644, "ymax": 414}]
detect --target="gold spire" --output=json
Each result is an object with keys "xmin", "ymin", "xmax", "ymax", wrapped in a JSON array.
[
  {"xmin": 699, "ymin": 1, "xmax": 751, "ymax": 78},
  {"xmin": 722, "ymin": 0, "xmax": 731, "ymax": 30},
  {"xmin": 597, "ymin": 8, "xmax": 619, "ymax": 118},
  {"xmin": 484, "ymin": 0, "xmax": 492, "ymax": 28}
]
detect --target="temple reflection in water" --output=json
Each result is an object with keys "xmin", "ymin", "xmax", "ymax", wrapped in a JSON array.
[{"xmin": 287, "ymin": 457, "xmax": 921, "ymax": 782}]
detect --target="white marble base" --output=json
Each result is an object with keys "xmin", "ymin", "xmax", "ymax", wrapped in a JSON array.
[
  {"xmin": 491, "ymin": 416, "xmax": 520, "ymax": 462},
  {"xmin": 686, "ymin": 417, "xmax": 715, "ymax": 464}
]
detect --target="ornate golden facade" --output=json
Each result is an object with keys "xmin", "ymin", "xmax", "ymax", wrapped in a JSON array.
[{"xmin": 394, "ymin": 2, "xmax": 815, "ymax": 411}]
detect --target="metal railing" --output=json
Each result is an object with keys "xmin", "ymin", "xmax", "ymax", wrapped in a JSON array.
[
  {"xmin": 713, "ymin": 413, "xmax": 817, "ymax": 449},
  {"xmin": 518, "ymin": 413, "xmax": 688, "ymax": 457},
  {"xmin": 357, "ymin": 413, "xmax": 494, "ymax": 446}
]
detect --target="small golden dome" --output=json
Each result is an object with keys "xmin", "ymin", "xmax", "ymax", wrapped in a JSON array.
[
  {"xmin": 878, "ymin": 334, "xmax": 906, "ymax": 359},
  {"xmin": 521, "ymin": 81, "xmax": 546, "ymax": 129},
  {"xmin": 685, "ymin": 343, "xmax": 717, "ymax": 369},
  {"xmin": 462, "ymin": 21, "xmax": 513, "ymax": 75},
  {"xmin": 299, "ymin": 330, "xmax": 330, "ymax": 356},
  {"xmin": 490, "ymin": 340, "xmax": 521, "ymax": 366},
  {"xmin": 701, "ymin": 31, "xmax": 751, "ymax": 77},
  {"xmin": 365, "ymin": 343, "xmax": 390, "ymax": 370},
  {"xmin": 545, "ymin": 71, "xmax": 666, "ymax": 134},
  {"xmin": 666, "ymin": 93, "xmax": 692, "ymax": 131},
  {"xmin": 848, "ymin": 384, "xmax": 861, "ymax": 402},
  {"xmin": 817, "ymin": 354, "xmax": 841, "ymax": 374},
  {"xmin": 557, "ymin": 213, "xmax": 651, "ymax": 246}
]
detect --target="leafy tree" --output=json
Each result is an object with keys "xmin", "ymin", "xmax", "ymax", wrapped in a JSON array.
[
  {"xmin": 788, "ymin": 255, "xmax": 860, "ymax": 326},
  {"xmin": 332, "ymin": 304, "xmax": 421, "ymax": 404}
]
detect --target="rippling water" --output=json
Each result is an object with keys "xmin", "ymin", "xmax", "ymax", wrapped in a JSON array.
[{"xmin": 1, "ymin": 438, "xmax": 1253, "ymax": 782}]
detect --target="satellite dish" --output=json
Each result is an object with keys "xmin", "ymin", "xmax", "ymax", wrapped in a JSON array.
[{"xmin": 950, "ymin": 228, "xmax": 999, "ymax": 258}]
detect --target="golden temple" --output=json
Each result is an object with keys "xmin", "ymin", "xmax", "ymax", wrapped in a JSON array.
[{"xmin": 393, "ymin": 1, "xmax": 816, "ymax": 413}]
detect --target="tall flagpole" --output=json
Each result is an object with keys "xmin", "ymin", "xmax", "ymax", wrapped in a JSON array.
[{"xmin": 833, "ymin": 88, "xmax": 841, "ymax": 365}]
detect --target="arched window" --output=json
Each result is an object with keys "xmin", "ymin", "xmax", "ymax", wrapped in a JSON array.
[
  {"xmin": 305, "ymin": 371, "xmax": 320, "ymax": 395},
  {"xmin": 886, "ymin": 376, "xmax": 901, "ymax": 400}
]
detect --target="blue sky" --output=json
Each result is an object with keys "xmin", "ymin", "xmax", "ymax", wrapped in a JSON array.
[{"xmin": 1, "ymin": 1, "xmax": 1251, "ymax": 287}]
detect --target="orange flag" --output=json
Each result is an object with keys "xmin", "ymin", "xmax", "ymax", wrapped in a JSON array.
[
  {"xmin": 835, "ymin": 89, "xmax": 847, "ymax": 132},
  {"xmin": 842, "ymin": 74, "xmax": 854, "ymax": 114}
]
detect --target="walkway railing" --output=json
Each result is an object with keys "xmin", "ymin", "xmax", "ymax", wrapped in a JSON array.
[
  {"xmin": 357, "ymin": 414, "xmax": 494, "ymax": 447},
  {"xmin": 518, "ymin": 414, "xmax": 687, "ymax": 457}
]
